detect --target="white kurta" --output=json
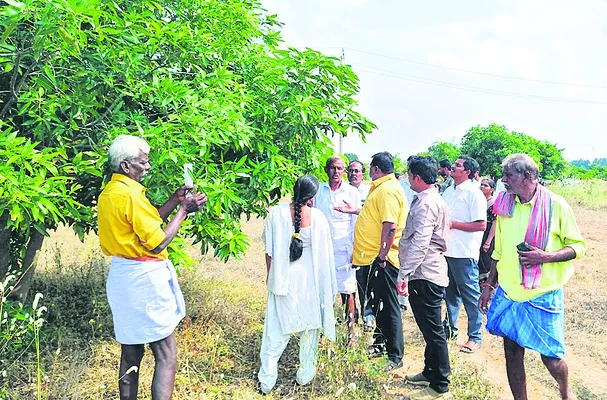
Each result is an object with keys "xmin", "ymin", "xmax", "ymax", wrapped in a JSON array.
[
  {"xmin": 314, "ymin": 181, "xmax": 360, "ymax": 293},
  {"xmin": 272, "ymin": 227, "xmax": 322, "ymax": 333},
  {"xmin": 263, "ymin": 203, "xmax": 337, "ymax": 339}
]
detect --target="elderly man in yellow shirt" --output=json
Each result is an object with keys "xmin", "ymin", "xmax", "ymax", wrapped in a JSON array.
[
  {"xmin": 480, "ymin": 154, "xmax": 586, "ymax": 400},
  {"xmin": 351, "ymin": 151, "xmax": 408, "ymax": 371},
  {"xmin": 98, "ymin": 135, "xmax": 207, "ymax": 400}
]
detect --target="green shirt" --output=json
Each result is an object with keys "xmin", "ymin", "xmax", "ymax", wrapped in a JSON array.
[{"xmin": 493, "ymin": 191, "xmax": 586, "ymax": 302}]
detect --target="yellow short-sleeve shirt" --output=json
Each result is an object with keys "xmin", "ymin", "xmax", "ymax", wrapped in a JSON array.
[
  {"xmin": 493, "ymin": 191, "xmax": 586, "ymax": 301},
  {"xmin": 352, "ymin": 174, "xmax": 409, "ymax": 268},
  {"xmin": 98, "ymin": 174, "xmax": 168, "ymax": 260}
]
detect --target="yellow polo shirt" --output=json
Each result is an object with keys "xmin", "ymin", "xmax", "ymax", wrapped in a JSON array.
[
  {"xmin": 493, "ymin": 191, "xmax": 586, "ymax": 301},
  {"xmin": 98, "ymin": 174, "xmax": 168, "ymax": 260},
  {"xmin": 353, "ymin": 174, "xmax": 408, "ymax": 268}
]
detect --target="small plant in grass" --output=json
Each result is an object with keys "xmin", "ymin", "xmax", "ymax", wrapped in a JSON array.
[
  {"xmin": 1, "ymin": 273, "xmax": 46, "ymax": 399},
  {"xmin": 449, "ymin": 354, "xmax": 498, "ymax": 400},
  {"xmin": 574, "ymin": 381, "xmax": 598, "ymax": 400},
  {"xmin": 313, "ymin": 330, "xmax": 385, "ymax": 399}
]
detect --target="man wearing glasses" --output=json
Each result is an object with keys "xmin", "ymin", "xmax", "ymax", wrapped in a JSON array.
[{"xmin": 347, "ymin": 160, "xmax": 370, "ymax": 203}]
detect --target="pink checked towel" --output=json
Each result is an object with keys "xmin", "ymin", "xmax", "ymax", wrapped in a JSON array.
[{"xmin": 493, "ymin": 185, "xmax": 553, "ymax": 289}]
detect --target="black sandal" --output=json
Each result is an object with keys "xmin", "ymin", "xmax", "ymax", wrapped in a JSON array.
[{"xmin": 366, "ymin": 344, "xmax": 385, "ymax": 358}]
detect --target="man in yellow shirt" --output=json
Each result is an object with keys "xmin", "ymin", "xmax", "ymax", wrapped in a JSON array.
[
  {"xmin": 480, "ymin": 154, "xmax": 586, "ymax": 400},
  {"xmin": 98, "ymin": 135, "xmax": 207, "ymax": 400},
  {"xmin": 351, "ymin": 152, "xmax": 408, "ymax": 371}
]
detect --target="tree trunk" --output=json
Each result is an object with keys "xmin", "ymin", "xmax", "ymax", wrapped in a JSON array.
[
  {"xmin": 8, "ymin": 230, "xmax": 45, "ymax": 302},
  {"xmin": 0, "ymin": 213, "xmax": 11, "ymax": 281}
]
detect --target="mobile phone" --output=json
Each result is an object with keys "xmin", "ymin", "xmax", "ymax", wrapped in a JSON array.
[{"xmin": 516, "ymin": 242, "xmax": 531, "ymax": 252}]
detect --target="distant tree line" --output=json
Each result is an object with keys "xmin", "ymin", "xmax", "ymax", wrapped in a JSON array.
[
  {"xmin": 350, "ymin": 124, "xmax": 602, "ymax": 182},
  {"xmin": 568, "ymin": 159, "xmax": 607, "ymax": 180},
  {"xmin": 424, "ymin": 124, "xmax": 569, "ymax": 181}
]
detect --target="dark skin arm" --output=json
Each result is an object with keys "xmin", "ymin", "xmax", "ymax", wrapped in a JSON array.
[
  {"xmin": 519, "ymin": 244, "xmax": 576, "ymax": 266},
  {"xmin": 151, "ymin": 193, "xmax": 207, "ymax": 254},
  {"xmin": 480, "ymin": 245, "xmax": 577, "ymax": 313},
  {"xmin": 376, "ymin": 221, "xmax": 397, "ymax": 268},
  {"xmin": 479, "ymin": 259, "xmax": 498, "ymax": 313},
  {"xmin": 157, "ymin": 186, "xmax": 191, "ymax": 220},
  {"xmin": 333, "ymin": 199, "xmax": 360, "ymax": 215},
  {"xmin": 451, "ymin": 220, "xmax": 486, "ymax": 232}
]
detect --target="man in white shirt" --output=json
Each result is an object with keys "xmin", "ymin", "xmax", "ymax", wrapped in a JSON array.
[
  {"xmin": 442, "ymin": 156, "xmax": 487, "ymax": 354},
  {"xmin": 347, "ymin": 160, "xmax": 370, "ymax": 203},
  {"xmin": 315, "ymin": 156, "xmax": 361, "ymax": 345}
]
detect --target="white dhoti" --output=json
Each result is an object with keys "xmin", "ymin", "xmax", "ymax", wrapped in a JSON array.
[
  {"xmin": 334, "ymin": 246, "xmax": 356, "ymax": 294},
  {"xmin": 106, "ymin": 256, "xmax": 185, "ymax": 345}
]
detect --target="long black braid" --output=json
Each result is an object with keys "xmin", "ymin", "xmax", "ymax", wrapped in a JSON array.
[{"xmin": 289, "ymin": 175, "xmax": 319, "ymax": 262}]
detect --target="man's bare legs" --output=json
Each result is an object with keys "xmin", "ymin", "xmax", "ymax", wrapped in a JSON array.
[
  {"xmin": 504, "ymin": 337, "xmax": 575, "ymax": 400},
  {"xmin": 503, "ymin": 337, "xmax": 527, "ymax": 400},
  {"xmin": 346, "ymin": 293, "xmax": 356, "ymax": 346},
  {"xmin": 118, "ymin": 333, "xmax": 177, "ymax": 400},
  {"xmin": 541, "ymin": 355, "xmax": 575, "ymax": 399},
  {"xmin": 119, "ymin": 344, "xmax": 145, "ymax": 400},
  {"xmin": 150, "ymin": 333, "xmax": 178, "ymax": 400}
]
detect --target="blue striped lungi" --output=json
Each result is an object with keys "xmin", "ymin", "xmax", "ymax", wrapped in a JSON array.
[
  {"xmin": 486, "ymin": 286, "xmax": 565, "ymax": 359},
  {"xmin": 107, "ymin": 256, "xmax": 185, "ymax": 345}
]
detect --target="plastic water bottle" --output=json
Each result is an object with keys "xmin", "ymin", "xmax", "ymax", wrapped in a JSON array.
[
  {"xmin": 183, "ymin": 164, "xmax": 195, "ymax": 216},
  {"xmin": 183, "ymin": 163, "xmax": 194, "ymax": 187}
]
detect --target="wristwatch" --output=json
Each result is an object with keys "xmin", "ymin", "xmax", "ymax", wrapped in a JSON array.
[{"xmin": 375, "ymin": 256, "xmax": 387, "ymax": 265}]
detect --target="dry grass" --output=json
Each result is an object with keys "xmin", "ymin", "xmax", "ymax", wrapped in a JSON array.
[{"xmin": 3, "ymin": 183, "xmax": 607, "ymax": 399}]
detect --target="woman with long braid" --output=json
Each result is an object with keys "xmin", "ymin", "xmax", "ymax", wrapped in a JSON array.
[{"xmin": 258, "ymin": 175, "xmax": 337, "ymax": 395}]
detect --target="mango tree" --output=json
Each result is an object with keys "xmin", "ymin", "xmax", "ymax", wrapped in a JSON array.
[
  {"xmin": 427, "ymin": 141, "xmax": 460, "ymax": 164},
  {"xmin": 460, "ymin": 124, "xmax": 566, "ymax": 180},
  {"xmin": 0, "ymin": 0, "xmax": 375, "ymax": 301}
]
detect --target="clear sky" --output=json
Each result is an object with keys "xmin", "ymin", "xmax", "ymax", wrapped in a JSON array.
[{"xmin": 262, "ymin": 0, "xmax": 607, "ymax": 162}]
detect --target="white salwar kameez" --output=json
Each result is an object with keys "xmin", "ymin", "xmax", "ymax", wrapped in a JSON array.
[{"xmin": 258, "ymin": 204, "xmax": 337, "ymax": 394}]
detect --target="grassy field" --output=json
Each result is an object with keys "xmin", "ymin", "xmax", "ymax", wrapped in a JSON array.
[{"xmin": 2, "ymin": 180, "xmax": 607, "ymax": 399}]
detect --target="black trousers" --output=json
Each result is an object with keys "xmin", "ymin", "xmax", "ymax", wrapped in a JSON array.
[
  {"xmin": 355, "ymin": 265, "xmax": 373, "ymax": 322},
  {"xmin": 368, "ymin": 259, "xmax": 404, "ymax": 364},
  {"xmin": 408, "ymin": 279, "xmax": 451, "ymax": 393}
]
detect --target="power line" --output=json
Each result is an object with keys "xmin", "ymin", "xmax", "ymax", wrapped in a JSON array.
[
  {"xmin": 341, "ymin": 46, "xmax": 607, "ymax": 89},
  {"xmin": 352, "ymin": 64, "xmax": 607, "ymax": 105}
]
